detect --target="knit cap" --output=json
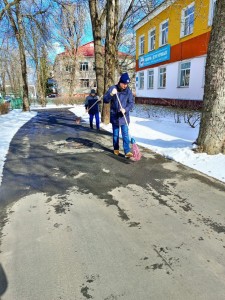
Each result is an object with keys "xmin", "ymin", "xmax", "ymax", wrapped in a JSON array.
[{"xmin": 119, "ymin": 73, "xmax": 130, "ymax": 84}]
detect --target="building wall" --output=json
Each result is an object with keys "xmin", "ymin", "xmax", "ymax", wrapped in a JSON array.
[
  {"xmin": 134, "ymin": 0, "xmax": 214, "ymax": 106},
  {"xmin": 54, "ymin": 55, "xmax": 96, "ymax": 95},
  {"xmin": 137, "ymin": 55, "xmax": 206, "ymax": 100},
  {"xmin": 136, "ymin": 0, "xmax": 211, "ymax": 55}
]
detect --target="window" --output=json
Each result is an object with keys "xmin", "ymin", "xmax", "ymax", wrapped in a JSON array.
[
  {"xmin": 139, "ymin": 35, "xmax": 145, "ymax": 55},
  {"xmin": 80, "ymin": 62, "xmax": 88, "ymax": 71},
  {"xmin": 139, "ymin": 72, "xmax": 144, "ymax": 89},
  {"xmin": 179, "ymin": 62, "xmax": 191, "ymax": 87},
  {"xmin": 160, "ymin": 20, "xmax": 168, "ymax": 46},
  {"xmin": 158, "ymin": 67, "xmax": 166, "ymax": 88},
  {"xmin": 93, "ymin": 62, "xmax": 96, "ymax": 71},
  {"xmin": 148, "ymin": 28, "xmax": 156, "ymax": 51},
  {"xmin": 65, "ymin": 65, "xmax": 73, "ymax": 72},
  {"xmin": 147, "ymin": 70, "xmax": 154, "ymax": 89},
  {"xmin": 181, "ymin": 3, "xmax": 195, "ymax": 37},
  {"xmin": 80, "ymin": 79, "xmax": 89, "ymax": 87},
  {"xmin": 208, "ymin": 0, "xmax": 216, "ymax": 25}
]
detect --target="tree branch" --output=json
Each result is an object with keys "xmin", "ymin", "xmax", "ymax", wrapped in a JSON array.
[{"xmin": 0, "ymin": 0, "xmax": 21, "ymax": 21}]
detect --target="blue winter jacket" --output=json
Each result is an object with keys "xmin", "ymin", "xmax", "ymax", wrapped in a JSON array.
[
  {"xmin": 85, "ymin": 95, "xmax": 99, "ymax": 114},
  {"xmin": 103, "ymin": 84, "xmax": 134, "ymax": 126}
]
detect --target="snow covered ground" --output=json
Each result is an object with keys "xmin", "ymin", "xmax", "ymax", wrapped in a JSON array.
[{"xmin": 0, "ymin": 103, "xmax": 224, "ymax": 186}]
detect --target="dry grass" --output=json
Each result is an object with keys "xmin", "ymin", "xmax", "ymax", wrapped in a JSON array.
[{"xmin": 48, "ymin": 95, "xmax": 87, "ymax": 106}]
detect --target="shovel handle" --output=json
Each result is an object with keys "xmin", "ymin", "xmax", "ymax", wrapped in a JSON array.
[{"xmin": 87, "ymin": 95, "xmax": 102, "ymax": 112}]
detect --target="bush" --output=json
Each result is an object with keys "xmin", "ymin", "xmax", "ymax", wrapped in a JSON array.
[
  {"xmin": 133, "ymin": 103, "xmax": 202, "ymax": 128},
  {"xmin": 0, "ymin": 102, "xmax": 10, "ymax": 115}
]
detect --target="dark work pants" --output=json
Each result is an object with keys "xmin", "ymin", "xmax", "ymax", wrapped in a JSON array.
[{"xmin": 89, "ymin": 113, "xmax": 100, "ymax": 129}]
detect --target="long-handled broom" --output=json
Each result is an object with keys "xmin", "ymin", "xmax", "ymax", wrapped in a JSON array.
[
  {"xmin": 115, "ymin": 93, "xmax": 142, "ymax": 161},
  {"xmin": 75, "ymin": 96, "xmax": 102, "ymax": 124}
]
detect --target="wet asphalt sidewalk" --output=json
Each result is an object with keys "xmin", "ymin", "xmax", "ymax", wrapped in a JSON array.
[{"xmin": 0, "ymin": 108, "xmax": 225, "ymax": 300}]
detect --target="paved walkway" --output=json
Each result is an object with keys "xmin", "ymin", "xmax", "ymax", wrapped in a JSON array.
[{"xmin": 0, "ymin": 108, "xmax": 225, "ymax": 300}]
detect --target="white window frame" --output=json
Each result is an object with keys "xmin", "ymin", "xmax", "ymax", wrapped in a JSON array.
[
  {"xmin": 208, "ymin": 0, "xmax": 216, "ymax": 26},
  {"xmin": 139, "ymin": 35, "xmax": 145, "ymax": 56},
  {"xmin": 148, "ymin": 28, "xmax": 156, "ymax": 51},
  {"xmin": 80, "ymin": 79, "xmax": 89, "ymax": 87},
  {"xmin": 158, "ymin": 67, "xmax": 166, "ymax": 88},
  {"xmin": 178, "ymin": 61, "xmax": 191, "ymax": 87},
  {"xmin": 159, "ymin": 19, "xmax": 169, "ymax": 47},
  {"xmin": 180, "ymin": 2, "xmax": 195, "ymax": 38},
  {"xmin": 139, "ymin": 72, "xmax": 144, "ymax": 89},
  {"xmin": 80, "ymin": 62, "xmax": 88, "ymax": 71},
  {"xmin": 147, "ymin": 69, "xmax": 154, "ymax": 89},
  {"xmin": 65, "ymin": 65, "xmax": 73, "ymax": 73}
]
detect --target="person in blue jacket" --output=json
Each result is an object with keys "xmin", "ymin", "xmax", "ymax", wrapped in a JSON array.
[
  {"xmin": 103, "ymin": 72, "xmax": 134, "ymax": 158},
  {"xmin": 85, "ymin": 89, "xmax": 100, "ymax": 130}
]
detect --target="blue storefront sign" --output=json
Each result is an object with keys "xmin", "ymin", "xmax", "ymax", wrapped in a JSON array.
[{"xmin": 138, "ymin": 45, "xmax": 171, "ymax": 68}]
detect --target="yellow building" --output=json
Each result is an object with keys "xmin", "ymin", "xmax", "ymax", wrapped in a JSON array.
[{"xmin": 134, "ymin": 0, "xmax": 216, "ymax": 107}]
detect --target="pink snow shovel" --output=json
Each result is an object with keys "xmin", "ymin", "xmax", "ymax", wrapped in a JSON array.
[{"xmin": 116, "ymin": 93, "xmax": 142, "ymax": 161}]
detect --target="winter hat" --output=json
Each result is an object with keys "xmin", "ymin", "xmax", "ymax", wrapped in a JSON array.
[
  {"xmin": 90, "ymin": 89, "xmax": 96, "ymax": 94},
  {"xmin": 119, "ymin": 72, "xmax": 130, "ymax": 84}
]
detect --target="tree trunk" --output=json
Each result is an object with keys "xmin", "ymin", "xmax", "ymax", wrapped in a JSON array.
[
  {"xmin": 104, "ymin": 0, "xmax": 118, "ymax": 90},
  {"xmin": 88, "ymin": 0, "xmax": 106, "ymax": 111},
  {"xmin": 197, "ymin": 0, "xmax": 225, "ymax": 154},
  {"xmin": 5, "ymin": 0, "xmax": 30, "ymax": 110},
  {"xmin": 93, "ymin": 31, "xmax": 104, "ymax": 98},
  {"xmin": 102, "ymin": 0, "xmax": 119, "ymax": 124},
  {"xmin": 16, "ymin": 4, "xmax": 29, "ymax": 111},
  {"xmin": 68, "ymin": 59, "xmax": 77, "ymax": 97},
  {"xmin": 39, "ymin": 47, "xmax": 48, "ymax": 107},
  {"xmin": 68, "ymin": 47, "xmax": 78, "ymax": 98},
  {"xmin": 2, "ymin": 72, "xmax": 6, "ymax": 95}
]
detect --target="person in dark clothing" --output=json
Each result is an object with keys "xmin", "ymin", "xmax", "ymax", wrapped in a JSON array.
[
  {"xmin": 85, "ymin": 89, "xmax": 101, "ymax": 130},
  {"xmin": 103, "ymin": 73, "xmax": 134, "ymax": 157}
]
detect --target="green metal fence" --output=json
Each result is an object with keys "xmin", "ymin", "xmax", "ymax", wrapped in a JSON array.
[{"xmin": 11, "ymin": 98, "xmax": 23, "ymax": 109}]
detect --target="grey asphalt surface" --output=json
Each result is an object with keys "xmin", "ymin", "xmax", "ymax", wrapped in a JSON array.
[{"xmin": 0, "ymin": 108, "xmax": 225, "ymax": 300}]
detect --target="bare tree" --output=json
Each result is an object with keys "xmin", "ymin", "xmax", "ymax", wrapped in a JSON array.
[
  {"xmin": 1, "ymin": 0, "xmax": 51, "ymax": 110},
  {"xmin": 89, "ymin": 0, "xmax": 157, "ymax": 123},
  {"xmin": 88, "ymin": 0, "xmax": 107, "ymax": 98},
  {"xmin": 36, "ymin": 46, "xmax": 49, "ymax": 106},
  {"xmin": 137, "ymin": 0, "xmax": 157, "ymax": 14},
  {"xmin": 197, "ymin": 0, "xmax": 225, "ymax": 154},
  {"xmin": 2, "ymin": 0, "xmax": 30, "ymax": 110},
  {"xmin": 24, "ymin": 7, "xmax": 51, "ymax": 106},
  {"xmin": 54, "ymin": 2, "xmax": 86, "ymax": 97},
  {"xmin": 0, "ymin": 46, "xmax": 24, "ymax": 97},
  {"xmin": 100, "ymin": 0, "xmax": 136, "ymax": 123}
]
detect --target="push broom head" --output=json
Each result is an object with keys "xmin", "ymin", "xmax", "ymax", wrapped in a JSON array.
[
  {"xmin": 131, "ymin": 143, "xmax": 142, "ymax": 161},
  {"xmin": 75, "ymin": 117, "xmax": 81, "ymax": 124}
]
